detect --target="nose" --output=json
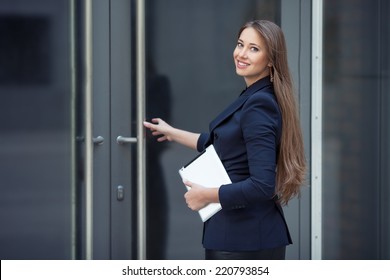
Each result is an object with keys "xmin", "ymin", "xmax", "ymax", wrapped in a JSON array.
[{"xmin": 238, "ymin": 47, "xmax": 248, "ymax": 58}]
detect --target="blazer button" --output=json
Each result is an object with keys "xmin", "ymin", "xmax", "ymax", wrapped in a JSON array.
[{"xmin": 214, "ymin": 133, "xmax": 219, "ymax": 140}]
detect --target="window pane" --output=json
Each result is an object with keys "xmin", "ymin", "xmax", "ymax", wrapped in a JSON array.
[
  {"xmin": 322, "ymin": 0, "xmax": 390, "ymax": 259},
  {"xmin": 0, "ymin": 0, "xmax": 73, "ymax": 259}
]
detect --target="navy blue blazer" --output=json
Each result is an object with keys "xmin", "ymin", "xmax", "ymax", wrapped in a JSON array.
[{"xmin": 197, "ymin": 76, "xmax": 292, "ymax": 251}]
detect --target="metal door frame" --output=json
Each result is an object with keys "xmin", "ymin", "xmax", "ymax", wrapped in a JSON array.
[
  {"xmin": 82, "ymin": 0, "xmax": 146, "ymax": 260},
  {"xmin": 135, "ymin": 0, "xmax": 146, "ymax": 260}
]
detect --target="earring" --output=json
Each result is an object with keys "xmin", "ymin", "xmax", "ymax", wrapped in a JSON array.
[{"xmin": 269, "ymin": 66, "xmax": 274, "ymax": 82}]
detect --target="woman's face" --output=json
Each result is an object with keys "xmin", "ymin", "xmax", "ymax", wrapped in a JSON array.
[{"xmin": 233, "ymin": 27, "xmax": 271, "ymax": 87}]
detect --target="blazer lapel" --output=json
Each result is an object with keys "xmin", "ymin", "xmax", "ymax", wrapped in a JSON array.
[
  {"xmin": 209, "ymin": 92, "xmax": 250, "ymax": 131},
  {"xmin": 209, "ymin": 77, "xmax": 273, "ymax": 132}
]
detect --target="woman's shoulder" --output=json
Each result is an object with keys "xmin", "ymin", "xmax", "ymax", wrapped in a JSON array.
[{"xmin": 244, "ymin": 88, "xmax": 278, "ymax": 109}]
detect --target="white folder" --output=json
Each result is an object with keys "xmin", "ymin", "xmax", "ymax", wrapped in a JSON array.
[{"xmin": 178, "ymin": 145, "xmax": 231, "ymax": 222}]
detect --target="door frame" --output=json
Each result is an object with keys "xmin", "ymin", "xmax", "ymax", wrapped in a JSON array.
[{"xmin": 83, "ymin": 0, "xmax": 146, "ymax": 260}]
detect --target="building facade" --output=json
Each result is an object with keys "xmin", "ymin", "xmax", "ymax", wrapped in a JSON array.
[{"xmin": 0, "ymin": 0, "xmax": 389, "ymax": 260}]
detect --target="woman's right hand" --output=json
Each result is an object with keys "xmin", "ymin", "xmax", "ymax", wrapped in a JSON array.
[
  {"xmin": 144, "ymin": 118, "xmax": 200, "ymax": 150},
  {"xmin": 143, "ymin": 118, "xmax": 174, "ymax": 142}
]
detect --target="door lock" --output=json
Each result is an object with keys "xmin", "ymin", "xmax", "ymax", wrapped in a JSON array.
[{"xmin": 117, "ymin": 185, "xmax": 124, "ymax": 201}]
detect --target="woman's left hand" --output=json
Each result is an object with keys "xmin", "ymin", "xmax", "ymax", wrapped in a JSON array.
[{"xmin": 183, "ymin": 180, "xmax": 209, "ymax": 211}]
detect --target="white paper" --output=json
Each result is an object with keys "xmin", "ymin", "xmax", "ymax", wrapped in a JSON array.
[{"xmin": 178, "ymin": 145, "xmax": 231, "ymax": 222}]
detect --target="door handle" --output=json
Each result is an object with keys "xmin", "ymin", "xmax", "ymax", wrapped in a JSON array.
[
  {"xmin": 116, "ymin": 136, "xmax": 137, "ymax": 144},
  {"xmin": 93, "ymin": 136, "xmax": 105, "ymax": 145}
]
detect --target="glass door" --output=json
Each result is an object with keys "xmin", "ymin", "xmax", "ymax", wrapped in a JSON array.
[
  {"xmin": 89, "ymin": 0, "xmax": 140, "ymax": 260},
  {"xmin": 144, "ymin": 0, "xmax": 285, "ymax": 259},
  {"xmin": 322, "ymin": 0, "xmax": 390, "ymax": 259},
  {"xmin": 109, "ymin": 0, "xmax": 140, "ymax": 260}
]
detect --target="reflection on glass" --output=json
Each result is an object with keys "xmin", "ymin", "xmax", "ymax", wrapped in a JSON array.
[
  {"xmin": 0, "ymin": 16, "xmax": 50, "ymax": 85},
  {"xmin": 323, "ymin": 0, "xmax": 390, "ymax": 259},
  {"xmin": 0, "ymin": 0, "xmax": 72, "ymax": 259},
  {"xmin": 145, "ymin": 0, "xmax": 280, "ymax": 259},
  {"xmin": 145, "ymin": 62, "xmax": 172, "ymax": 259}
]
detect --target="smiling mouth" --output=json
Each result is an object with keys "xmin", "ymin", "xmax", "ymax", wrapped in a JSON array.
[{"xmin": 237, "ymin": 60, "xmax": 250, "ymax": 68}]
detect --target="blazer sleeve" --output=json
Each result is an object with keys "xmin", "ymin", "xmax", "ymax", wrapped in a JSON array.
[
  {"xmin": 218, "ymin": 92, "xmax": 281, "ymax": 210},
  {"xmin": 197, "ymin": 132, "xmax": 210, "ymax": 152}
]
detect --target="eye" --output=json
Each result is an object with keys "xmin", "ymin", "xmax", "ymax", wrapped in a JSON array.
[
  {"xmin": 237, "ymin": 42, "xmax": 244, "ymax": 48},
  {"xmin": 250, "ymin": 46, "xmax": 259, "ymax": 52}
]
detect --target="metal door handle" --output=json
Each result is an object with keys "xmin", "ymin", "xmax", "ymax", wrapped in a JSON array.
[
  {"xmin": 93, "ymin": 136, "xmax": 104, "ymax": 145},
  {"xmin": 117, "ymin": 136, "xmax": 137, "ymax": 144}
]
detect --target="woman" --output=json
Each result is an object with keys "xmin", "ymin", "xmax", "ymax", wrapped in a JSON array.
[{"xmin": 143, "ymin": 20, "xmax": 306, "ymax": 260}]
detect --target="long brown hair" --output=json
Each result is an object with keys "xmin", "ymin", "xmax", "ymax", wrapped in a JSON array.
[{"xmin": 238, "ymin": 20, "xmax": 307, "ymax": 205}]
